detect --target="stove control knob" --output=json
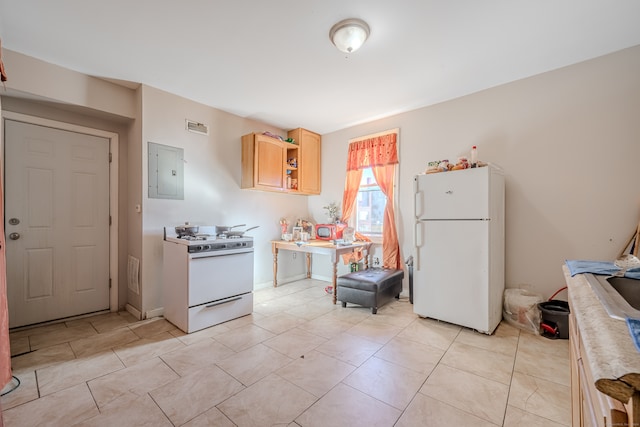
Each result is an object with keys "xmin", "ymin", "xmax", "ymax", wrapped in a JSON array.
[
  {"xmin": 195, "ymin": 245, "xmax": 204, "ymax": 252},
  {"xmin": 202, "ymin": 245, "xmax": 211, "ymax": 251}
]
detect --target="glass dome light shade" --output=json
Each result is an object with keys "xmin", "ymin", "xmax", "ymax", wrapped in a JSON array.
[{"xmin": 330, "ymin": 18, "xmax": 370, "ymax": 53}]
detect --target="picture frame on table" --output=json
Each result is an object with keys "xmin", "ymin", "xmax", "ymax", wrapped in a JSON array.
[
  {"xmin": 292, "ymin": 227, "xmax": 302, "ymax": 241},
  {"xmin": 299, "ymin": 219, "xmax": 314, "ymax": 239}
]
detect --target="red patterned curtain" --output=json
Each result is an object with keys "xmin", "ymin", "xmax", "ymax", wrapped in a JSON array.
[
  {"xmin": 341, "ymin": 132, "xmax": 401, "ymax": 269},
  {"xmin": 371, "ymin": 164, "xmax": 402, "ymax": 270},
  {"xmin": 0, "ymin": 38, "xmax": 7, "ymax": 84},
  {"xmin": 0, "ymin": 40, "xmax": 9, "ymax": 394},
  {"xmin": 340, "ymin": 169, "xmax": 363, "ymax": 225},
  {"xmin": 0, "ymin": 170, "xmax": 11, "ymax": 390},
  {"xmin": 345, "ymin": 133, "xmax": 398, "ymax": 171}
]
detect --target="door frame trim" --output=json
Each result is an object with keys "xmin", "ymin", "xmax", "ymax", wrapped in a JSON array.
[{"xmin": 2, "ymin": 111, "xmax": 119, "ymax": 313}]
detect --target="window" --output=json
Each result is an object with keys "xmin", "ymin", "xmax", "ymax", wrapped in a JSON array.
[
  {"xmin": 353, "ymin": 168, "xmax": 386, "ymax": 238},
  {"xmin": 342, "ymin": 129, "xmax": 401, "ymax": 269}
]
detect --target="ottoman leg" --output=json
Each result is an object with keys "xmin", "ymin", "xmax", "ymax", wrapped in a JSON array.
[
  {"xmin": 341, "ymin": 301, "xmax": 346, "ymax": 308},
  {"xmin": 371, "ymin": 307, "xmax": 377, "ymax": 314}
]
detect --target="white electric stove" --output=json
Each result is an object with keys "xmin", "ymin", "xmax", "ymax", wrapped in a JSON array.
[{"xmin": 163, "ymin": 226, "xmax": 254, "ymax": 333}]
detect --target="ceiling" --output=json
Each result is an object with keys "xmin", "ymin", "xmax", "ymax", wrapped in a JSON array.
[{"xmin": 1, "ymin": 1, "xmax": 640, "ymax": 134}]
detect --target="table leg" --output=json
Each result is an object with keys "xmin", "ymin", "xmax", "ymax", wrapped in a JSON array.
[
  {"xmin": 272, "ymin": 245, "xmax": 279, "ymax": 287},
  {"xmin": 332, "ymin": 261, "xmax": 338, "ymax": 304},
  {"xmin": 306, "ymin": 253, "xmax": 311, "ymax": 279},
  {"xmin": 364, "ymin": 246, "xmax": 370, "ymax": 270}
]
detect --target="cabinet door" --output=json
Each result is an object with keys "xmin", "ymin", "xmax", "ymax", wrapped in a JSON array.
[
  {"xmin": 297, "ymin": 129, "xmax": 321, "ymax": 194},
  {"xmin": 255, "ymin": 135, "xmax": 286, "ymax": 190},
  {"xmin": 570, "ymin": 314, "xmax": 582, "ymax": 427}
]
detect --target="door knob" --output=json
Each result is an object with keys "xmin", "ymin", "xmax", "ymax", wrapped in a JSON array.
[{"xmin": 9, "ymin": 232, "xmax": 20, "ymax": 240}]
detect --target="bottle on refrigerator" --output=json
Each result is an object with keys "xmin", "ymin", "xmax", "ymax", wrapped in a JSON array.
[{"xmin": 471, "ymin": 145, "xmax": 478, "ymax": 168}]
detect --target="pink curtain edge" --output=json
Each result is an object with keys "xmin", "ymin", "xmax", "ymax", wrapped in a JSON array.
[{"xmin": 0, "ymin": 176, "xmax": 11, "ymax": 388}]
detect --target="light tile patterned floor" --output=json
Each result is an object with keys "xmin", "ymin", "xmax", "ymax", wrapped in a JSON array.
[{"xmin": 1, "ymin": 279, "xmax": 570, "ymax": 426}]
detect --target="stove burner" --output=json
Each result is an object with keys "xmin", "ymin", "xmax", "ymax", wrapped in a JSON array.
[
  {"xmin": 179, "ymin": 235, "xmax": 213, "ymax": 241},
  {"xmin": 218, "ymin": 234, "xmax": 243, "ymax": 239}
]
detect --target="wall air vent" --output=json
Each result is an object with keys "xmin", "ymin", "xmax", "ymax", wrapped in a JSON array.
[{"xmin": 185, "ymin": 119, "xmax": 209, "ymax": 136}]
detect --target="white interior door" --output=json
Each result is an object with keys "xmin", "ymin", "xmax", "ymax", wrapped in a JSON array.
[{"xmin": 4, "ymin": 119, "xmax": 110, "ymax": 328}]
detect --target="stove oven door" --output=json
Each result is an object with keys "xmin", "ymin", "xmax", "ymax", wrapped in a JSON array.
[{"xmin": 188, "ymin": 249, "xmax": 254, "ymax": 307}]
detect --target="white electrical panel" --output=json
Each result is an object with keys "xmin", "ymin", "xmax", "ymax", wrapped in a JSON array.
[{"xmin": 148, "ymin": 142, "xmax": 184, "ymax": 199}]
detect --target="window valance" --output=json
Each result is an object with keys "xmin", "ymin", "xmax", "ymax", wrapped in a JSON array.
[{"xmin": 346, "ymin": 133, "xmax": 398, "ymax": 171}]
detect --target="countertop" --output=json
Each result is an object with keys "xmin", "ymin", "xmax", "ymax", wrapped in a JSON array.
[{"xmin": 564, "ymin": 265, "xmax": 640, "ymax": 403}]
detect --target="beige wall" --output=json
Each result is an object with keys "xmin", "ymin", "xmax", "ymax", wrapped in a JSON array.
[
  {"xmin": 126, "ymin": 87, "xmax": 143, "ymax": 313},
  {"xmin": 3, "ymin": 50, "xmax": 136, "ymax": 119},
  {"xmin": 139, "ymin": 85, "xmax": 311, "ymax": 316},
  {"xmin": 317, "ymin": 45, "xmax": 640, "ymax": 299}
]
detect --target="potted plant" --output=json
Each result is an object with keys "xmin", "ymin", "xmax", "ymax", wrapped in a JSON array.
[{"xmin": 323, "ymin": 202, "xmax": 341, "ymax": 224}]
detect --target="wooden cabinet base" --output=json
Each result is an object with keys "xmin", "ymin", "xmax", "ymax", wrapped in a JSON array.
[{"xmin": 570, "ymin": 312, "xmax": 636, "ymax": 426}]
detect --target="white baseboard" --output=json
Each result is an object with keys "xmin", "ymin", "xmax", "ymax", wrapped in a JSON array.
[
  {"xmin": 310, "ymin": 274, "xmax": 332, "ymax": 282},
  {"xmin": 253, "ymin": 273, "xmax": 311, "ymax": 290},
  {"xmin": 253, "ymin": 281, "xmax": 274, "ymax": 291},
  {"xmin": 125, "ymin": 303, "xmax": 142, "ymax": 320},
  {"xmin": 145, "ymin": 307, "xmax": 164, "ymax": 319}
]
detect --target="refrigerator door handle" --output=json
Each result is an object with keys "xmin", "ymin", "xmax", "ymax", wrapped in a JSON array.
[
  {"xmin": 414, "ymin": 221, "xmax": 422, "ymax": 247},
  {"xmin": 413, "ymin": 176, "xmax": 423, "ymax": 218},
  {"xmin": 414, "ymin": 221, "xmax": 422, "ymax": 270},
  {"xmin": 414, "ymin": 191, "xmax": 423, "ymax": 218}
]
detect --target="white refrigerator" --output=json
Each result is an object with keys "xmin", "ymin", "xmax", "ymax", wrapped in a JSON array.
[{"xmin": 413, "ymin": 165, "xmax": 505, "ymax": 334}]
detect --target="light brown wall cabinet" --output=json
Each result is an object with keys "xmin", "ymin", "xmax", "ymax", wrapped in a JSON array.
[
  {"xmin": 241, "ymin": 129, "xmax": 321, "ymax": 195},
  {"xmin": 288, "ymin": 128, "xmax": 321, "ymax": 195},
  {"xmin": 241, "ymin": 132, "xmax": 289, "ymax": 191},
  {"xmin": 569, "ymin": 312, "xmax": 635, "ymax": 427}
]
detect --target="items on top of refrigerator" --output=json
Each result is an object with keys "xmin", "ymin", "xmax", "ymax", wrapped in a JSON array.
[
  {"xmin": 426, "ymin": 160, "xmax": 442, "ymax": 173},
  {"xmin": 452, "ymin": 157, "xmax": 469, "ymax": 170},
  {"xmin": 424, "ymin": 146, "xmax": 487, "ymax": 174}
]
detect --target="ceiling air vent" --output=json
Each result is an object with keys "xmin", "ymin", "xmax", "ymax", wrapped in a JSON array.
[{"xmin": 185, "ymin": 119, "xmax": 209, "ymax": 136}]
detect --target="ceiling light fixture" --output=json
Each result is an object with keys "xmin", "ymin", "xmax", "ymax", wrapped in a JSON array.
[{"xmin": 329, "ymin": 18, "xmax": 370, "ymax": 54}]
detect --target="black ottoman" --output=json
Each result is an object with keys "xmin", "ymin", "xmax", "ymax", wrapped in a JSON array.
[{"xmin": 337, "ymin": 268, "xmax": 404, "ymax": 314}]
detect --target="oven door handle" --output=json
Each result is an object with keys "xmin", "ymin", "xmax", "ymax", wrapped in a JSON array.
[
  {"xmin": 189, "ymin": 249, "xmax": 253, "ymax": 258},
  {"xmin": 205, "ymin": 296, "xmax": 242, "ymax": 308}
]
